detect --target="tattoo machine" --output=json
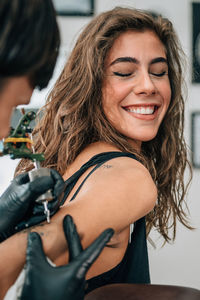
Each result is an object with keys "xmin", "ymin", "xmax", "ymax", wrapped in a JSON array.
[{"xmin": 0, "ymin": 109, "xmax": 53, "ymax": 223}]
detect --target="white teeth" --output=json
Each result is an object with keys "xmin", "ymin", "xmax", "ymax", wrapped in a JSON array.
[{"xmin": 127, "ymin": 106, "xmax": 154, "ymax": 115}]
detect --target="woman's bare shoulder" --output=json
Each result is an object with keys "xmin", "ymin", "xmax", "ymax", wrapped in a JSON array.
[
  {"xmin": 96, "ymin": 155, "xmax": 157, "ymax": 205},
  {"xmin": 92, "ymin": 153, "xmax": 154, "ymax": 183},
  {"xmin": 69, "ymin": 154, "xmax": 157, "ymax": 229}
]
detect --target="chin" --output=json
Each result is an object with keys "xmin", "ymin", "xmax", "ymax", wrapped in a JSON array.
[
  {"xmin": 129, "ymin": 131, "xmax": 158, "ymax": 143},
  {"xmin": 141, "ymin": 136, "xmax": 156, "ymax": 142}
]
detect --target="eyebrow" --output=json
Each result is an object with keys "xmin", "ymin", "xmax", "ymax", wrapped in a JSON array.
[
  {"xmin": 151, "ymin": 57, "xmax": 168, "ymax": 65},
  {"xmin": 110, "ymin": 56, "xmax": 168, "ymax": 66}
]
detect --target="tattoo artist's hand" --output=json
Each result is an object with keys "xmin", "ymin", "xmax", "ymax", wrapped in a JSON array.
[
  {"xmin": 20, "ymin": 215, "xmax": 114, "ymax": 300},
  {"xmin": 0, "ymin": 169, "xmax": 64, "ymax": 241}
]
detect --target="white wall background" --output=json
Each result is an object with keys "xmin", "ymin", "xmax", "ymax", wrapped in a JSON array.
[{"xmin": 0, "ymin": 0, "xmax": 199, "ymax": 290}]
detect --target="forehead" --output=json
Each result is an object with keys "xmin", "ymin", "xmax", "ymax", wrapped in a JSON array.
[{"xmin": 105, "ymin": 30, "xmax": 166, "ymax": 64}]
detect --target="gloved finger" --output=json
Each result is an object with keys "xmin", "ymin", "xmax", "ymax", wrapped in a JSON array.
[
  {"xmin": 76, "ymin": 228, "xmax": 114, "ymax": 278},
  {"xmin": 15, "ymin": 214, "xmax": 46, "ymax": 232},
  {"xmin": 50, "ymin": 169, "xmax": 65, "ymax": 198},
  {"xmin": 28, "ymin": 176, "xmax": 54, "ymax": 198},
  {"xmin": 26, "ymin": 232, "xmax": 49, "ymax": 267},
  {"xmin": 63, "ymin": 215, "xmax": 83, "ymax": 262},
  {"xmin": 14, "ymin": 172, "xmax": 30, "ymax": 185}
]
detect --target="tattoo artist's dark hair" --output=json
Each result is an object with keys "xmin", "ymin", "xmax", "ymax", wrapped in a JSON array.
[{"xmin": 0, "ymin": 0, "xmax": 60, "ymax": 89}]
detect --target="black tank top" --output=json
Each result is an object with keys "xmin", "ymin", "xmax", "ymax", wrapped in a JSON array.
[{"xmin": 61, "ymin": 151, "xmax": 150, "ymax": 294}]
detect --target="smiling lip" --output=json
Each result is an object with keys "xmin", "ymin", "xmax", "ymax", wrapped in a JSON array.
[{"xmin": 122, "ymin": 104, "xmax": 160, "ymax": 121}]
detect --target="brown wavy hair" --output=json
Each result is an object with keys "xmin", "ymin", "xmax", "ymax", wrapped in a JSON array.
[{"xmin": 17, "ymin": 7, "xmax": 192, "ymax": 243}]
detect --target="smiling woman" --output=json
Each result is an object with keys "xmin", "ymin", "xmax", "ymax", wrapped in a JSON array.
[
  {"xmin": 102, "ymin": 30, "xmax": 171, "ymax": 146},
  {"xmin": 1, "ymin": 6, "xmax": 192, "ymax": 297}
]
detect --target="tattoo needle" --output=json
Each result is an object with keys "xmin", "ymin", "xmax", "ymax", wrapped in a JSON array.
[{"xmin": 30, "ymin": 133, "xmax": 51, "ymax": 223}]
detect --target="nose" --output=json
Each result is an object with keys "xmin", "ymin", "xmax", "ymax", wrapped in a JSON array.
[{"xmin": 133, "ymin": 71, "xmax": 156, "ymax": 96}]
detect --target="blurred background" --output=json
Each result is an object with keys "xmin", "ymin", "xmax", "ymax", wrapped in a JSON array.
[{"xmin": 0, "ymin": 0, "xmax": 200, "ymax": 290}]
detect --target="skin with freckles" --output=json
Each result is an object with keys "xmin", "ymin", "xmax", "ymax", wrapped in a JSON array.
[{"xmin": 102, "ymin": 30, "xmax": 171, "ymax": 149}]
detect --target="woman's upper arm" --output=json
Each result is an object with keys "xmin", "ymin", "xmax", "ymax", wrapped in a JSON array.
[
  {"xmin": 56, "ymin": 157, "xmax": 157, "ymax": 248},
  {"xmin": 0, "ymin": 158, "xmax": 156, "ymax": 296}
]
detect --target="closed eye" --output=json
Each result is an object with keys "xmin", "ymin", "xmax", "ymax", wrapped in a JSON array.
[
  {"xmin": 151, "ymin": 71, "xmax": 167, "ymax": 77},
  {"xmin": 113, "ymin": 71, "xmax": 132, "ymax": 77}
]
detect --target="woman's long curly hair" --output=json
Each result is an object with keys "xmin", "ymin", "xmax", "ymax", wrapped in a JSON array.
[{"xmin": 17, "ymin": 7, "xmax": 192, "ymax": 243}]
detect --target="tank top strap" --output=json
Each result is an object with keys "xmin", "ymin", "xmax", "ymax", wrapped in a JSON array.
[
  {"xmin": 61, "ymin": 151, "xmax": 138, "ymax": 205},
  {"xmin": 69, "ymin": 161, "xmax": 105, "ymax": 201}
]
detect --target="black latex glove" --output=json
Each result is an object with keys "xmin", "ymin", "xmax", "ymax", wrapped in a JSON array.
[
  {"xmin": 20, "ymin": 215, "xmax": 114, "ymax": 300},
  {"xmin": 0, "ymin": 169, "xmax": 64, "ymax": 241}
]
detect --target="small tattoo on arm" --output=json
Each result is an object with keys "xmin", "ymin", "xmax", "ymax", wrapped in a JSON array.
[
  {"xmin": 17, "ymin": 223, "xmax": 46, "ymax": 237},
  {"xmin": 102, "ymin": 164, "xmax": 112, "ymax": 169}
]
